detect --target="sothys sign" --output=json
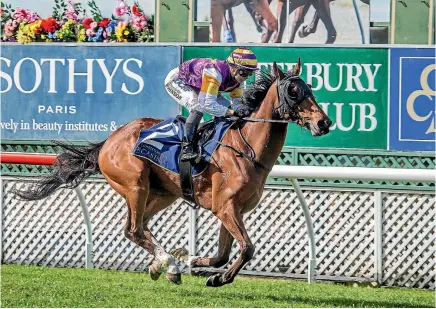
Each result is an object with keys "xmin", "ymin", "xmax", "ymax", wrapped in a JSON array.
[
  {"xmin": 0, "ymin": 45, "xmax": 180, "ymax": 141},
  {"xmin": 183, "ymin": 46, "xmax": 388, "ymax": 149}
]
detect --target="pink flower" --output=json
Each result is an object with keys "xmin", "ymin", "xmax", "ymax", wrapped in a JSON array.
[
  {"xmin": 131, "ymin": 15, "xmax": 147, "ymax": 31},
  {"xmin": 86, "ymin": 28, "xmax": 94, "ymax": 37},
  {"xmin": 66, "ymin": 9, "xmax": 78, "ymax": 22},
  {"xmin": 90, "ymin": 21, "xmax": 98, "ymax": 29},
  {"xmin": 114, "ymin": 1, "xmax": 130, "ymax": 17},
  {"xmin": 130, "ymin": 15, "xmax": 147, "ymax": 31},
  {"xmin": 28, "ymin": 12, "xmax": 40, "ymax": 22},
  {"xmin": 12, "ymin": 7, "xmax": 39, "ymax": 23},
  {"xmin": 13, "ymin": 7, "xmax": 29, "ymax": 23},
  {"xmin": 4, "ymin": 19, "xmax": 16, "ymax": 36}
]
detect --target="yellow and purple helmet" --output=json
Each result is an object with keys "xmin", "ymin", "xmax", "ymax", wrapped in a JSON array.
[{"xmin": 227, "ymin": 47, "xmax": 259, "ymax": 71}]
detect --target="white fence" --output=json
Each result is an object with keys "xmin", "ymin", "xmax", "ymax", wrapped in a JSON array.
[{"xmin": 2, "ymin": 175, "xmax": 434, "ymax": 290}]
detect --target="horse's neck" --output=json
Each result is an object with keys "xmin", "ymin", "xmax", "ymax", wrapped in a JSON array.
[{"xmin": 243, "ymin": 85, "xmax": 288, "ymax": 169}]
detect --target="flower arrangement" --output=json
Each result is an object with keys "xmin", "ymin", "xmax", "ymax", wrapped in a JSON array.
[{"xmin": 1, "ymin": 0, "xmax": 154, "ymax": 43}]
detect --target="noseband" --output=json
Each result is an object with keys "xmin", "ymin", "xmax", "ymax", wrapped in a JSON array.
[{"xmin": 219, "ymin": 73, "xmax": 314, "ymax": 171}]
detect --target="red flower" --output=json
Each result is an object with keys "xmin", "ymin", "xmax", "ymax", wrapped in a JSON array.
[
  {"xmin": 98, "ymin": 18, "xmax": 110, "ymax": 28},
  {"xmin": 41, "ymin": 17, "xmax": 59, "ymax": 33},
  {"xmin": 82, "ymin": 17, "xmax": 93, "ymax": 29},
  {"xmin": 131, "ymin": 4, "xmax": 141, "ymax": 17}
]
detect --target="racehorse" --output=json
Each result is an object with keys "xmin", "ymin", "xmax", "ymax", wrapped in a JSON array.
[
  {"xmin": 211, "ymin": 0, "xmax": 278, "ymax": 43},
  {"xmin": 274, "ymin": 0, "xmax": 370, "ymax": 43},
  {"xmin": 237, "ymin": 0, "xmax": 335, "ymax": 43},
  {"xmin": 13, "ymin": 61, "xmax": 332, "ymax": 287}
]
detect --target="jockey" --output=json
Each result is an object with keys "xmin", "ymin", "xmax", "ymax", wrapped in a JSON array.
[{"xmin": 164, "ymin": 47, "xmax": 259, "ymax": 162}]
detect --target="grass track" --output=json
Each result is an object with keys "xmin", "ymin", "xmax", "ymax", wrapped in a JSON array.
[{"xmin": 1, "ymin": 265, "xmax": 434, "ymax": 308}]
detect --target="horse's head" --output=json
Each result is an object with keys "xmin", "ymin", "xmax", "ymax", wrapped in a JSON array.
[{"xmin": 273, "ymin": 59, "xmax": 331, "ymax": 136}]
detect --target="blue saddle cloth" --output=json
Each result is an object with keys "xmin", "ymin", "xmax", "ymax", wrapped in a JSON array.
[{"xmin": 131, "ymin": 117, "xmax": 234, "ymax": 176}]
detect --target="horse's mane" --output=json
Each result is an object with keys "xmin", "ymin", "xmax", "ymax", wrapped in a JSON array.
[
  {"xmin": 241, "ymin": 70, "xmax": 302, "ymax": 110},
  {"xmin": 241, "ymin": 71, "xmax": 276, "ymax": 110}
]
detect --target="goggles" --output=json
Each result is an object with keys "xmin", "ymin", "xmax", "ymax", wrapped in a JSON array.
[{"xmin": 237, "ymin": 69, "xmax": 254, "ymax": 77}]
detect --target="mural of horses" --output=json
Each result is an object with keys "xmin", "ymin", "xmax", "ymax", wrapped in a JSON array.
[
  {"xmin": 14, "ymin": 61, "xmax": 332, "ymax": 287},
  {"xmin": 274, "ymin": 0, "xmax": 370, "ymax": 43},
  {"xmin": 211, "ymin": 0, "xmax": 278, "ymax": 43}
]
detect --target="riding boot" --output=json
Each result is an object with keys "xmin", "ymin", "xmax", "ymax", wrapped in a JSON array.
[{"xmin": 181, "ymin": 110, "xmax": 203, "ymax": 162}]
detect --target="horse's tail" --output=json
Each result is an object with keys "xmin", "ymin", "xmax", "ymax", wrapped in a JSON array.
[{"xmin": 12, "ymin": 140, "xmax": 106, "ymax": 201}]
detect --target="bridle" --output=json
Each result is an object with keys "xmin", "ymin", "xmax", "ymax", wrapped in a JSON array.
[
  {"xmin": 217, "ymin": 73, "xmax": 314, "ymax": 171},
  {"xmin": 242, "ymin": 74, "xmax": 313, "ymax": 124}
]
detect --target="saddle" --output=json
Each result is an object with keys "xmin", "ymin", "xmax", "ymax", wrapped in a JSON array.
[{"xmin": 131, "ymin": 116, "xmax": 235, "ymax": 208}]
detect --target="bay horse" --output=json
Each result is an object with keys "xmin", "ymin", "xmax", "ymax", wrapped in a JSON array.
[
  {"xmin": 211, "ymin": 0, "xmax": 278, "ymax": 43},
  {"xmin": 240, "ymin": 0, "xmax": 335, "ymax": 43},
  {"xmin": 13, "ymin": 60, "xmax": 332, "ymax": 287},
  {"xmin": 274, "ymin": 0, "xmax": 370, "ymax": 43}
]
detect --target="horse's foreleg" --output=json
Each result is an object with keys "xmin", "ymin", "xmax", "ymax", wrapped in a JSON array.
[
  {"xmin": 288, "ymin": 4, "xmax": 307, "ymax": 43},
  {"xmin": 206, "ymin": 204, "xmax": 255, "ymax": 287},
  {"xmin": 252, "ymin": 0, "xmax": 278, "ymax": 43},
  {"xmin": 272, "ymin": 0, "xmax": 287, "ymax": 43},
  {"xmin": 244, "ymin": 0, "xmax": 263, "ymax": 32},
  {"xmin": 312, "ymin": 0, "xmax": 336, "ymax": 43},
  {"xmin": 193, "ymin": 224, "xmax": 234, "ymax": 268},
  {"xmin": 211, "ymin": 1, "xmax": 224, "ymax": 42}
]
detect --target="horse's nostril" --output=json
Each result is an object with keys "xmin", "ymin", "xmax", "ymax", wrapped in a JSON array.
[{"xmin": 318, "ymin": 118, "xmax": 332, "ymax": 132}]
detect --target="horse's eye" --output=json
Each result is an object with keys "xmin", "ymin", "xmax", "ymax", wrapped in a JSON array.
[{"xmin": 290, "ymin": 89, "xmax": 299, "ymax": 99}]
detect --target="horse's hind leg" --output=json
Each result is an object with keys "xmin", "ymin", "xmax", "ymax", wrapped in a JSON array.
[
  {"xmin": 142, "ymin": 194, "xmax": 179, "ymax": 282},
  {"xmin": 312, "ymin": 0, "xmax": 336, "ymax": 43},
  {"xmin": 211, "ymin": 0, "xmax": 224, "ymax": 42},
  {"xmin": 253, "ymin": 0, "xmax": 278, "ymax": 43},
  {"xmin": 106, "ymin": 174, "xmax": 181, "ymax": 284},
  {"xmin": 290, "ymin": 4, "xmax": 310, "ymax": 42}
]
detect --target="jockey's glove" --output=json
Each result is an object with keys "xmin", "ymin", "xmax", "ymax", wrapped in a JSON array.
[{"xmin": 233, "ymin": 106, "xmax": 251, "ymax": 118}]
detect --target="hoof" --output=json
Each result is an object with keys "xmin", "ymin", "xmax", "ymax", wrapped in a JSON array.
[
  {"xmin": 149, "ymin": 260, "xmax": 163, "ymax": 281},
  {"xmin": 298, "ymin": 25, "xmax": 310, "ymax": 38},
  {"xmin": 166, "ymin": 272, "xmax": 182, "ymax": 285},
  {"xmin": 206, "ymin": 274, "xmax": 224, "ymax": 288}
]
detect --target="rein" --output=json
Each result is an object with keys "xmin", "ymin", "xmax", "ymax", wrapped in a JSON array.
[
  {"xmin": 215, "ymin": 121, "xmax": 271, "ymax": 172},
  {"xmin": 213, "ymin": 75, "xmax": 309, "ymax": 172}
]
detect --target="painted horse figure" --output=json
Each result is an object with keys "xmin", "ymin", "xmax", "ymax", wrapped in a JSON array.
[
  {"xmin": 273, "ymin": 0, "xmax": 369, "ymax": 43},
  {"xmin": 14, "ymin": 60, "xmax": 332, "ymax": 287},
  {"xmin": 211, "ymin": 0, "xmax": 278, "ymax": 43}
]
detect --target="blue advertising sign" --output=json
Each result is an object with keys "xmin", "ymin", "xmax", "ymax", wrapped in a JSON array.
[
  {"xmin": 1, "ymin": 44, "xmax": 181, "ymax": 141},
  {"xmin": 389, "ymin": 48, "xmax": 436, "ymax": 152}
]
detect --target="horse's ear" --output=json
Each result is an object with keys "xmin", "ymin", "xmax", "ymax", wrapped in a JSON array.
[
  {"xmin": 293, "ymin": 58, "xmax": 302, "ymax": 75},
  {"xmin": 273, "ymin": 61, "xmax": 284, "ymax": 80}
]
